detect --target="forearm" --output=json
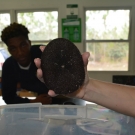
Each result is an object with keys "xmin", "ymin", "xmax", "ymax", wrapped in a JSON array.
[{"xmin": 83, "ymin": 78, "xmax": 135, "ymax": 117}]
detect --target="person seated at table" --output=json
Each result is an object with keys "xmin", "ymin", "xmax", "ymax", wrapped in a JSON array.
[{"xmin": 1, "ymin": 22, "xmax": 54, "ymax": 104}]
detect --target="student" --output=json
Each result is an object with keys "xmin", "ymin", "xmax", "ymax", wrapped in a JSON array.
[
  {"xmin": 35, "ymin": 46, "xmax": 135, "ymax": 117},
  {"xmin": 1, "ymin": 22, "xmax": 52, "ymax": 104}
]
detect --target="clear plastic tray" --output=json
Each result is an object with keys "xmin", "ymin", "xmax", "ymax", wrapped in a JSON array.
[{"xmin": 0, "ymin": 103, "xmax": 134, "ymax": 135}]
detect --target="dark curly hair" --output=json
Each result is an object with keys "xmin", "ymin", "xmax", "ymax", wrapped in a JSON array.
[{"xmin": 1, "ymin": 22, "xmax": 30, "ymax": 44}]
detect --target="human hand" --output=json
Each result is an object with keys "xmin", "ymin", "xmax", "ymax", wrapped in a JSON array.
[
  {"xmin": 30, "ymin": 93, "xmax": 52, "ymax": 104},
  {"xmin": 34, "ymin": 46, "xmax": 90, "ymax": 99}
]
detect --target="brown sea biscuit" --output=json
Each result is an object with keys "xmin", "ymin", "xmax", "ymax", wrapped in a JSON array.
[{"xmin": 41, "ymin": 38, "xmax": 85, "ymax": 94}]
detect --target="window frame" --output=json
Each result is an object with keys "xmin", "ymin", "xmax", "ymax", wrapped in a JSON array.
[
  {"xmin": 16, "ymin": 9, "xmax": 59, "ymax": 45},
  {"xmin": 84, "ymin": 7, "xmax": 132, "ymax": 71}
]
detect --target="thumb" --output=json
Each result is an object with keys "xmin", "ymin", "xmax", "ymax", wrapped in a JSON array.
[{"xmin": 82, "ymin": 52, "xmax": 90, "ymax": 67}]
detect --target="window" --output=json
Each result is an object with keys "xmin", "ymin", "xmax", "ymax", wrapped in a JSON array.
[
  {"xmin": 0, "ymin": 13, "xmax": 11, "ymax": 70},
  {"xmin": 0, "ymin": 13, "xmax": 11, "ymax": 41},
  {"xmin": 17, "ymin": 11, "xmax": 58, "ymax": 45},
  {"xmin": 85, "ymin": 9, "xmax": 130, "ymax": 71}
]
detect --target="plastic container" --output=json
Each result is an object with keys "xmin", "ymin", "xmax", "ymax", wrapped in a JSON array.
[
  {"xmin": 41, "ymin": 105, "xmax": 86, "ymax": 119},
  {"xmin": 0, "ymin": 103, "xmax": 134, "ymax": 135}
]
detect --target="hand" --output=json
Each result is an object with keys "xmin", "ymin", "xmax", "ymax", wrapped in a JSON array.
[
  {"xmin": 30, "ymin": 94, "xmax": 52, "ymax": 104},
  {"xmin": 34, "ymin": 46, "xmax": 90, "ymax": 99},
  {"xmin": 66, "ymin": 51, "xmax": 90, "ymax": 99}
]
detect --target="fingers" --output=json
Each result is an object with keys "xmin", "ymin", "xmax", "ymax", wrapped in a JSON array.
[
  {"xmin": 37, "ymin": 68, "xmax": 42, "ymax": 78},
  {"xmin": 82, "ymin": 52, "xmax": 90, "ymax": 67},
  {"xmin": 37, "ymin": 68, "xmax": 44, "ymax": 83},
  {"xmin": 48, "ymin": 90, "xmax": 58, "ymax": 97},
  {"xmin": 82, "ymin": 52, "xmax": 90, "ymax": 85},
  {"xmin": 40, "ymin": 46, "xmax": 46, "ymax": 52},
  {"xmin": 34, "ymin": 58, "xmax": 41, "ymax": 68},
  {"xmin": 34, "ymin": 58, "xmax": 44, "ymax": 83}
]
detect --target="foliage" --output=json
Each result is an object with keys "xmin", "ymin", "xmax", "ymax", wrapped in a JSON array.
[
  {"xmin": 17, "ymin": 11, "xmax": 58, "ymax": 40},
  {"xmin": 86, "ymin": 10, "xmax": 129, "ymax": 70}
]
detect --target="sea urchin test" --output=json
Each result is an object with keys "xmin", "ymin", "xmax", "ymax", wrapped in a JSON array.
[{"xmin": 41, "ymin": 38, "xmax": 85, "ymax": 94}]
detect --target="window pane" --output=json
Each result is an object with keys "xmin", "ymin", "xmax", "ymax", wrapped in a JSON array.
[
  {"xmin": 0, "ymin": 43, "xmax": 10, "ymax": 70},
  {"xmin": 86, "ymin": 10, "xmax": 130, "ymax": 40},
  {"xmin": 17, "ymin": 11, "xmax": 58, "ymax": 40},
  {"xmin": 87, "ymin": 42, "xmax": 128, "ymax": 71},
  {"xmin": 0, "ymin": 13, "xmax": 10, "ymax": 41}
]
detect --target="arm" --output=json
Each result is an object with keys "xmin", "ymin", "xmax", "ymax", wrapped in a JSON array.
[
  {"xmin": 35, "ymin": 47, "xmax": 135, "ymax": 117},
  {"xmin": 2, "ymin": 63, "xmax": 52, "ymax": 104},
  {"xmin": 83, "ymin": 78, "xmax": 135, "ymax": 117},
  {"xmin": 1, "ymin": 59, "xmax": 30, "ymax": 104},
  {"xmin": 70, "ymin": 52, "xmax": 135, "ymax": 117}
]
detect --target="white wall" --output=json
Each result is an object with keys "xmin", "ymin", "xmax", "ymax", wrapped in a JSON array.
[{"xmin": 1, "ymin": 0, "xmax": 135, "ymax": 82}]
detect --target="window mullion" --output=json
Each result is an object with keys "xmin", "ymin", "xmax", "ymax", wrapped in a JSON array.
[{"xmin": 86, "ymin": 40, "xmax": 129, "ymax": 43}]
